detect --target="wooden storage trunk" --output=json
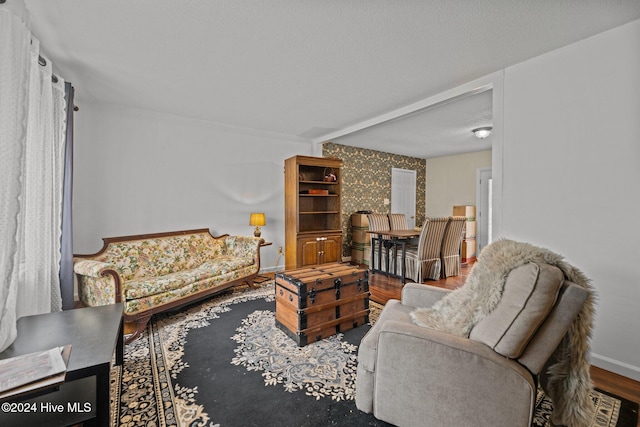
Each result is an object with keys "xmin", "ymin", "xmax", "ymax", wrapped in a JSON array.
[{"xmin": 275, "ymin": 263, "xmax": 369, "ymax": 346}]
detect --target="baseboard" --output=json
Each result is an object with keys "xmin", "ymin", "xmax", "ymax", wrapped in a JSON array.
[
  {"xmin": 259, "ymin": 265, "xmax": 285, "ymax": 273},
  {"xmin": 591, "ymin": 353, "xmax": 640, "ymax": 382}
]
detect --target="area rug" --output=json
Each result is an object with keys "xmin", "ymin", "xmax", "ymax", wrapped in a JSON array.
[{"xmin": 110, "ymin": 282, "xmax": 639, "ymax": 427}]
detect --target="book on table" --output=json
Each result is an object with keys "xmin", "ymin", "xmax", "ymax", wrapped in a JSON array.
[{"xmin": 0, "ymin": 345, "xmax": 71, "ymax": 399}]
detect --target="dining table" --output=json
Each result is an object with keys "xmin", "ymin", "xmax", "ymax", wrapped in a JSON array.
[{"xmin": 366, "ymin": 228, "xmax": 421, "ymax": 283}]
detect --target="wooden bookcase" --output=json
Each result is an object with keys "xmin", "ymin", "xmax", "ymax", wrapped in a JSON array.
[{"xmin": 284, "ymin": 155, "xmax": 343, "ymax": 270}]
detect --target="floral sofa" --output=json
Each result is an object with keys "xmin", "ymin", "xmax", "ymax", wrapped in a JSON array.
[{"xmin": 74, "ymin": 228, "xmax": 262, "ymax": 343}]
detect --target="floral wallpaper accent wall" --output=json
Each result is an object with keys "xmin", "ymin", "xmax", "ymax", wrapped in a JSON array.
[{"xmin": 322, "ymin": 142, "xmax": 426, "ymax": 257}]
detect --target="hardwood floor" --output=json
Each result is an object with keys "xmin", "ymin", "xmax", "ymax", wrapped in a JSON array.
[
  {"xmin": 367, "ymin": 261, "xmax": 471, "ymax": 304},
  {"xmin": 366, "ymin": 261, "xmax": 640, "ymax": 425}
]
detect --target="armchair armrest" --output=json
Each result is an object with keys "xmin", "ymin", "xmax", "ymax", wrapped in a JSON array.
[
  {"xmin": 373, "ymin": 320, "xmax": 535, "ymax": 426},
  {"xmin": 224, "ymin": 236, "xmax": 261, "ymax": 262},
  {"xmin": 74, "ymin": 259, "xmax": 115, "ymax": 277},
  {"xmin": 73, "ymin": 258, "xmax": 123, "ymax": 305},
  {"xmin": 401, "ymin": 283, "xmax": 451, "ymax": 308}
]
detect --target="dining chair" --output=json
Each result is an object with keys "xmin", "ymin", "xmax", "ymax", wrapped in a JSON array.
[
  {"xmin": 397, "ymin": 217, "xmax": 449, "ymax": 282},
  {"xmin": 388, "ymin": 213, "xmax": 421, "ymax": 247},
  {"xmin": 387, "ymin": 213, "xmax": 408, "ymax": 230},
  {"xmin": 440, "ymin": 216, "xmax": 467, "ymax": 278},
  {"xmin": 366, "ymin": 213, "xmax": 391, "ymax": 272}
]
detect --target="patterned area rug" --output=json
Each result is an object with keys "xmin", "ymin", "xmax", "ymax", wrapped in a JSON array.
[
  {"xmin": 230, "ymin": 309, "xmax": 358, "ymax": 401},
  {"xmin": 110, "ymin": 283, "xmax": 638, "ymax": 427}
]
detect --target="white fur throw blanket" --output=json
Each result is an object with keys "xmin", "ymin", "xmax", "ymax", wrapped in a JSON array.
[{"xmin": 411, "ymin": 239, "xmax": 596, "ymax": 426}]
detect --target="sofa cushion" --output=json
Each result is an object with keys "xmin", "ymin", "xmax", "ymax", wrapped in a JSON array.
[
  {"xmin": 125, "ymin": 255, "xmax": 253, "ymax": 299},
  {"xmin": 198, "ymin": 256, "xmax": 254, "ymax": 276},
  {"xmin": 95, "ymin": 233, "xmax": 226, "ymax": 281},
  {"xmin": 469, "ymin": 262, "xmax": 563, "ymax": 358}
]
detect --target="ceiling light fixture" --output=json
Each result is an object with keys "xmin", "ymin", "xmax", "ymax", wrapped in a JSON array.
[{"xmin": 472, "ymin": 127, "xmax": 492, "ymax": 139}]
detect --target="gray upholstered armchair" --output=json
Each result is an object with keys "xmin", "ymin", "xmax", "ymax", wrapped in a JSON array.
[{"xmin": 356, "ymin": 260, "xmax": 591, "ymax": 427}]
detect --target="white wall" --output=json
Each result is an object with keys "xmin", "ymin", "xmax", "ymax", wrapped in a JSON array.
[
  {"xmin": 71, "ymin": 19, "xmax": 640, "ymax": 380},
  {"xmin": 501, "ymin": 19, "xmax": 640, "ymax": 380},
  {"xmin": 73, "ymin": 101, "xmax": 312, "ymax": 271},
  {"xmin": 426, "ymin": 150, "xmax": 492, "ymax": 217}
]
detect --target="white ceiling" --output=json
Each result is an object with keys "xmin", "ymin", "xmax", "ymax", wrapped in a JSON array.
[
  {"xmin": 23, "ymin": 1, "xmax": 640, "ymax": 158},
  {"xmin": 330, "ymin": 89, "xmax": 494, "ymax": 158}
]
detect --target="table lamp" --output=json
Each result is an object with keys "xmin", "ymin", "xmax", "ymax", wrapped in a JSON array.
[{"xmin": 249, "ymin": 213, "xmax": 266, "ymax": 237}]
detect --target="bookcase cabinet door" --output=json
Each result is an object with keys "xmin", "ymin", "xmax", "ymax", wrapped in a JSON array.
[
  {"xmin": 321, "ymin": 235, "xmax": 341, "ymax": 264},
  {"xmin": 298, "ymin": 238, "xmax": 319, "ymax": 267},
  {"xmin": 296, "ymin": 234, "xmax": 342, "ymax": 267}
]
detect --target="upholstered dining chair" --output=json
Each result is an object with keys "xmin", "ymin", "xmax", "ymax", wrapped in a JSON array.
[
  {"xmin": 366, "ymin": 213, "xmax": 391, "ymax": 272},
  {"xmin": 388, "ymin": 213, "xmax": 420, "ymax": 248},
  {"xmin": 440, "ymin": 216, "xmax": 467, "ymax": 278},
  {"xmin": 396, "ymin": 216, "xmax": 449, "ymax": 282},
  {"xmin": 387, "ymin": 213, "xmax": 408, "ymax": 231}
]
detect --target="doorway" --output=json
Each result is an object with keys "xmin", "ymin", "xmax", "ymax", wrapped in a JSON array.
[
  {"xmin": 476, "ymin": 167, "xmax": 492, "ymax": 252},
  {"xmin": 391, "ymin": 168, "xmax": 416, "ymax": 228}
]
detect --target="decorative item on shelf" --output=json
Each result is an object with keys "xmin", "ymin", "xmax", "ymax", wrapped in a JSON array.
[
  {"xmin": 323, "ymin": 167, "xmax": 337, "ymax": 182},
  {"xmin": 249, "ymin": 212, "xmax": 266, "ymax": 237}
]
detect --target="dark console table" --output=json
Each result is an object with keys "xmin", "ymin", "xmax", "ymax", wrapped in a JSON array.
[{"xmin": 0, "ymin": 303, "xmax": 123, "ymax": 427}]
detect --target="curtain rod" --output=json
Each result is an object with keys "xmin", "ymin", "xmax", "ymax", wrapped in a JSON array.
[
  {"xmin": 3, "ymin": 3, "xmax": 78, "ymax": 108},
  {"xmin": 37, "ymin": 54, "xmax": 77, "ymax": 109}
]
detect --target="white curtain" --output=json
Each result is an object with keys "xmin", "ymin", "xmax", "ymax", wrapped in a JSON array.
[{"xmin": 0, "ymin": 5, "xmax": 67, "ymax": 352}]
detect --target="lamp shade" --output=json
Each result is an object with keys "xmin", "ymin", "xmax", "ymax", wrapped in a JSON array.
[{"xmin": 249, "ymin": 213, "xmax": 266, "ymax": 226}]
